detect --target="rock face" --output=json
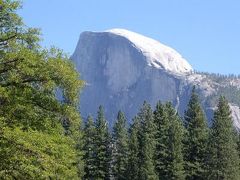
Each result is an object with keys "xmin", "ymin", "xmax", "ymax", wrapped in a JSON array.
[
  {"xmin": 229, "ymin": 104, "xmax": 240, "ymax": 129},
  {"xmin": 71, "ymin": 29, "xmax": 240, "ymax": 128}
]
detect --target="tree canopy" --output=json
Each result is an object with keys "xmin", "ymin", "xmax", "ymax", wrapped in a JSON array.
[{"xmin": 0, "ymin": 0, "xmax": 84, "ymax": 178}]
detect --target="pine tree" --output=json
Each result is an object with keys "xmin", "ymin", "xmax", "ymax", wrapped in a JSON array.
[
  {"xmin": 83, "ymin": 115, "xmax": 96, "ymax": 179},
  {"xmin": 127, "ymin": 116, "xmax": 141, "ymax": 180},
  {"xmin": 207, "ymin": 96, "xmax": 240, "ymax": 180},
  {"xmin": 237, "ymin": 132, "xmax": 240, "ymax": 170},
  {"xmin": 154, "ymin": 102, "xmax": 185, "ymax": 180},
  {"xmin": 138, "ymin": 101, "xmax": 158, "ymax": 180},
  {"xmin": 95, "ymin": 106, "xmax": 111, "ymax": 180},
  {"xmin": 184, "ymin": 86, "xmax": 209, "ymax": 179},
  {"xmin": 112, "ymin": 111, "xmax": 129, "ymax": 180},
  {"xmin": 165, "ymin": 102, "xmax": 185, "ymax": 180},
  {"xmin": 153, "ymin": 101, "xmax": 169, "ymax": 178}
]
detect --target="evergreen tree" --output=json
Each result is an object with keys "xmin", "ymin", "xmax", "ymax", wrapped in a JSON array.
[
  {"xmin": 207, "ymin": 96, "xmax": 240, "ymax": 180},
  {"xmin": 153, "ymin": 101, "xmax": 169, "ymax": 178},
  {"xmin": 83, "ymin": 115, "xmax": 96, "ymax": 179},
  {"xmin": 237, "ymin": 132, "xmax": 240, "ymax": 171},
  {"xmin": 154, "ymin": 102, "xmax": 185, "ymax": 180},
  {"xmin": 95, "ymin": 106, "xmax": 110, "ymax": 180},
  {"xmin": 112, "ymin": 111, "xmax": 129, "ymax": 180},
  {"xmin": 138, "ymin": 101, "xmax": 158, "ymax": 180},
  {"xmin": 166, "ymin": 103, "xmax": 185, "ymax": 180},
  {"xmin": 184, "ymin": 86, "xmax": 209, "ymax": 179},
  {"xmin": 127, "ymin": 116, "xmax": 141, "ymax": 180}
]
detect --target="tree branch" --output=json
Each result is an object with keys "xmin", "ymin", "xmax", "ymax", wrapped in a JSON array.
[
  {"xmin": 0, "ymin": 58, "xmax": 24, "ymax": 65},
  {"xmin": 0, "ymin": 77, "xmax": 48, "ymax": 87},
  {"xmin": 0, "ymin": 34, "xmax": 17, "ymax": 43},
  {"xmin": 0, "ymin": 58, "xmax": 24, "ymax": 75}
]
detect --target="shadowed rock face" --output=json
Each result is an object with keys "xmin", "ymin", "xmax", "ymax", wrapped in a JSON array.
[
  {"xmin": 71, "ymin": 29, "xmax": 240, "ymax": 128},
  {"xmin": 71, "ymin": 30, "xmax": 191, "ymax": 125}
]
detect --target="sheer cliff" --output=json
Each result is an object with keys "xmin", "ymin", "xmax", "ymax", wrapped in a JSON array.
[{"xmin": 71, "ymin": 29, "xmax": 240, "ymax": 128}]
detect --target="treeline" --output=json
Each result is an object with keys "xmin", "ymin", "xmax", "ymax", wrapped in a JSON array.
[
  {"xmin": 206, "ymin": 85, "xmax": 240, "ymax": 108},
  {"xmin": 195, "ymin": 70, "xmax": 240, "ymax": 82},
  {"xmin": 82, "ymin": 87, "xmax": 240, "ymax": 180}
]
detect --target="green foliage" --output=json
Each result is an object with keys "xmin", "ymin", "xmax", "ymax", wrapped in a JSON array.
[
  {"xmin": 0, "ymin": 0, "xmax": 84, "ymax": 179},
  {"xmin": 2, "ymin": 2, "xmax": 240, "ymax": 180},
  {"xmin": 154, "ymin": 102, "xmax": 185, "ymax": 180},
  {"xmin": 184, "ymin": 87, "xmax": 209, "ymax": 179},
  {"xmin": 164, "ymin": 103, "xmax": 185, "ymax": 180},
  {"xmin": 153, "ymin": 101, "xmax": 169, "ymax": 179},
  {"xmin": 112, "ymin": 111, "xmax": 129, "ymax": 180},
  {"xmin": 83, "ymin": 115, "xmax": 96, "ymax": 179},
  {"xmin": 82, "ymin": 97, "xmax": 240, "ymax": 180},
  {"xmin": 127, "ymin": 116, "xmax": 141, "ymax": 180},
  {"xmin": 127, "ymin": 102, "xmax": 158, "ymax": 180},
  {"xmin": 0, "ymin": 47, "xmax": 83, "ymax": 132},
  {"xmin": 127, "ymin": 102, "xmax": 186, "ymax": 180},
  {"xmin": 0, "ymin": 126, "xmax": 78, "ymax": 179},
  {"xmin": 207, "ymin": 96, "xmax": 240, "ymax": 180},
  {"xmin": 95, "ymin": 106, "xmax": 111, "ymax": 179},
  {"xmin": 136, "ymin": 102, "xmax": 158, "ymax": 180}
]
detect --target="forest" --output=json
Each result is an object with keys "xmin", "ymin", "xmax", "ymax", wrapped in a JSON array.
[{"xmin": 0, "ymin": 1, "xmax": 240, "ymax": 179}]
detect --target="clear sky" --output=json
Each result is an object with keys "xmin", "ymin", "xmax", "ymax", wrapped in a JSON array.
[{"xmin": 20, "ymin": 0, "xmax": 240, "ymax": 75}]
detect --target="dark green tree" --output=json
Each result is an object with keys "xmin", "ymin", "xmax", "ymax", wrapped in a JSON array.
[
  {"xmin": 112, "ymin": 111, "xmax": 129, "ymax": 180},
  {"xmin": 95, "ymin": 106, "xmax": 110, "ymax": 179},
  {"xmin": 127, "ymin": 116, "xmax": 141, "ymax": 180},
  {"xmin": 154, "ymin": 102, "xmax": 185, "ymax": 180},
  {"xmin": 184, "ymin": 86, "xmax": 209, "ymax": 179},
  {"xmin": 138, "ymin": 101, "xmax": 158, "ymax": 180},
  {"xmin": 207, "ymin": 96, "xmax": 240, "ymax": 180},
  {"xmin": 154, "ymin": 101, "xmax": 172, "ymax": 179},
  {"xmin": 166, "ymin": 102, "xmax": 185, "ymax": 180},
  {"xmin": 83, "ymin": 115, "xmax": 96, "ymax": 179}
]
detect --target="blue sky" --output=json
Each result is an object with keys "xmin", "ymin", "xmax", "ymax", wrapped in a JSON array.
[{"xmin": 20, "ymin": 0, "xmax": 240, "ymax": 74}]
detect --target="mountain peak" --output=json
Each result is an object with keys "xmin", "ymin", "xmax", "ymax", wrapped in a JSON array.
[
  {"xmin": 105, "ymin": 28, "xmax": 193, "ymax": 75},
  {"xmin": 72, "ymin": 28, "xmax": 240, "ymax": 128}
]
